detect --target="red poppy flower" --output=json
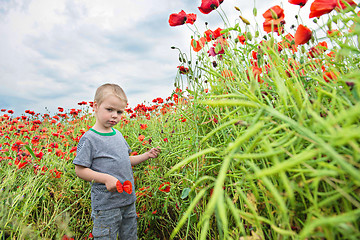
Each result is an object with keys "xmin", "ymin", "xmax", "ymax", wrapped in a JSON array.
[
  {"xmin": 116, "ymin": 180, "xmax": 133, "ymax": 194},
  {"xmin": 309, "ymin": 0, "xmax": 337, "ymax": 18},
  {"xmin": 262, "ymin": 6, "xmax": 285, "ymax": 34},
  {"xmin": 191, "ymin": 37, "xmax": 206, "ymax": 52},
  {"xmin": 237, "ymin": 34, "xmax": 246, "ymax": 44},
  {"xmin": 17, "ymin": 161, "xmax": 28, "ymax": 169},
  {"xmin": 49, "ymin": 168, "xmax": 62, "ymax": 178},
  {"xmin": 278, "ymin": 33, "xmax": 298, "ymax": 53},
  {"xmin": 198, "ymin": 0, "xmax": 220, "ymax": 14},
  {"xmin": 177, "ymin": 66, "xmax": 189, "ymax": 74},
  {"xmin": 31, "ymin": 135, "xmax": 40, "ymax": 145},
  {"xmin": 263, "ymin": 5, "xmax": 285, "ymax": 21},
  {"xmin": 186, "ymin": 13, "xmax": 197, "ymax": 24},
  {"xmin": 140, "ymin": 124, "xmax": 148, "ymax": 130},
  {"xmin": 327, "ymin": 29, "xmax": 341, "ymax": 37},
  {"xmin": 204, "ymin": 29, "xmax": 214, "ymax": 41},
  {"xmin": 288, "ymin": 0, "xmax": 308, "ymax": 8},
  {"xmin": 11, "ymin": 140, "xmax": 24, "ymax": 151},
  {"xmin": 263, "ymin": 19, "xmax": 285, "ymax": 34},
  {"xmin": 323, "ymin": 71, "xmax": 337, "ymax": 82},
  {"xmin": 159, "ymin": 182, "xmax": 171, "ymax": 192},
  {"xmin": 295, "ymin": 24, "xmax": 312, "ymax": 45},
  {"xmin": 62, "ymin": 235, "xmax": 74, "ymax": 240},
  {"xmin": 212, "ymin": 27, "xmax": 224, "ymax": 39},
  {"xmin": 308, "ymin": 41, "xmax": 328, "ymax": 58},
  {"xmin": 252, "ymin": 66, "xmax": 263, "ymax": 83},
  {"xmin": 138, "ymin": 134, "xmax": 145, "ymax": 142},
  {"xmin": 221, "ymin": 69, "xmax": 235, "ymax": 80},
  {"xmin": 169, "ymin": 10, "xmax": 187, "ymax": 26}
]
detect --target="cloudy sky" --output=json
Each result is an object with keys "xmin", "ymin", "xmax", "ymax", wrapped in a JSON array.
[{"xmin": 0, "ymin": 0, "xmax": 316, "ymax": 115}]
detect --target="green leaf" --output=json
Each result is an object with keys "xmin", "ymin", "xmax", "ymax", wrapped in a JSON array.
[
  {"xmin": 180, "ymin": 188, "xmax": 191, "ymax": 199},
  {"xmin": 165, "ymin": 147, "xmax": 218, "ymax": 177},
  {"xmin": 24, "ymin": 145, "xmax": 36, "ymax": 159}
]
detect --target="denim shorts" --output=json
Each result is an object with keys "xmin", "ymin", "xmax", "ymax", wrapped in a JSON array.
[{"xmin": 91, "ymin": 202, "xmax": 137, "ymax": 240}]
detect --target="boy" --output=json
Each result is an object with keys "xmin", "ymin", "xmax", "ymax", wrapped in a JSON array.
[{"xmin": 73, "ymin": 83, "xmax": 160, "ymax": 239}]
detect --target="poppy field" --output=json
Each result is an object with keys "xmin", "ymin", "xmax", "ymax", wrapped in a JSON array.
[{"xmin": 1, "ymin": 0, "xmax": 360, "ymax": 239}]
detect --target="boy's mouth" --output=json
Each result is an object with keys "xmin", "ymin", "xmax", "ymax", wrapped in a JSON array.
[{"xmin": 108, "ymin": 120, "xmax": 117, "ymax": 125}]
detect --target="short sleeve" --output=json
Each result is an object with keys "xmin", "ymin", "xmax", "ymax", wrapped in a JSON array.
[
  {"xmin": 125, "ymin": 140, "xmax": 132, "ymax": 155},
  {"xmin": 73, "ymin": 136, "xmax": 93, "ymax": 167}
]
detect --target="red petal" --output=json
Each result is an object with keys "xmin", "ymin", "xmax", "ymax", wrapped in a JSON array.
[
  {"xmin": 309, "ymin": 0, "xmax": 336, "ymax": 18},
  {"xmin": 116, "ymin": 180, "xmax": 123, "ymax": 193},
  {"xmin": 123, "ymin": 180, "xmax": 133, "ymax": 194},
  {"xmin": 295, "ymin": 24, "xmax": 312, "ymax": 45}
]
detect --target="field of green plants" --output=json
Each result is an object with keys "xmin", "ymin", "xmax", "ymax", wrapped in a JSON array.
[{"xmin": 1, "ymin": 0, "xmax": 360, "ymax": 239}]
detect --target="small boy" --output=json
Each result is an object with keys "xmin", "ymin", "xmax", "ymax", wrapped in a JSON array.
[{"xmin": 73, "ymin": 83, "xmax": 160, "ymax": 239}]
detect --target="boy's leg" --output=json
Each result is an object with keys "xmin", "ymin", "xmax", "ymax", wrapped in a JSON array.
[
  {"xmin": 91, "ymin": 208, "xmax": 122, "ymax": 240},
  {"xmin": 118, "ymin": 202, "xmax": 138, "ymax": 240}
]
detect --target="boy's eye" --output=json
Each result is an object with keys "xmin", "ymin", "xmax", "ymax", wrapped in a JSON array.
[
  {"xmin": 117, "ymin": 111, "xmax": 123, "ymax": 115},
  {"xmin": 107, "ymin": 108, "xmax": 113, "ymax": 112}
]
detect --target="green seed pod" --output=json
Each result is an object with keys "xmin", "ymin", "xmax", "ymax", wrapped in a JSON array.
[
  {"xmin": 313, "ymin": 18, "xmax": 317, "ymax": 24},
  {"xmin": 246, "ymin": 32, "xmax": 253, "ymax": 41},
  {"xmin": 301, "ymin": 45, "xmax": 306, "ymax": 54},
  {"xmin": 253, "ymin": 7, "xmax": 257, "ymax": 17},
  {"xmin": 270, "ymin": 9, "xmax": 278, "ymax": 19},
  {"xmin": 255, "ymin": 30, "xmax": 259, "ymax": 38}
]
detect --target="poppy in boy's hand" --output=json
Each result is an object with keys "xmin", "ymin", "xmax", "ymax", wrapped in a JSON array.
[{"xmin": 116, "ymin": 180, "xmax": 133, "ymax": 194}]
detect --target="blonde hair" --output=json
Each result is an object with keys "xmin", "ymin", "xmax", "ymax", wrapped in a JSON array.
[{"xmin": 94, "ymin": 83, "xmax": 128, "ymax": 106}]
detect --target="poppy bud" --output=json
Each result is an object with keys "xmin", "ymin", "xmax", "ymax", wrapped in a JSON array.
[
  {"xmin": 239, "ymin": 15, "xmax": 250, "ymax": 25},
  {"xmin": 171, "ymin": 46, "xmax": 176, "ymax": 49},
  {"xmin": 246, "ymin": 32, "xmax": 253, "ymax": 41},
  {"xmin": 253, "ymin": 8, "xmax": 257, "ymax": 16},
  {"xmin": 301, "ymin": 45, "xmax": 306, "ymax": 53},
  {"xmin": 234, "ymin": 6, "xmax": 241, "ymax": 11}
]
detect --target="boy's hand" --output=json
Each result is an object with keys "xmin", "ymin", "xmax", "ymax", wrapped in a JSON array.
[
  {"xmin": 147, "ymin": 147, "xmax": 161, "ymax": 159},
  {"xmin": 104, "ymin": 175, "xmax": 118, "ymax": 192}
]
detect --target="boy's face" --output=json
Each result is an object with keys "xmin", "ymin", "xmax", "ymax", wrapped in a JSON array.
[{"xmin": 93, "ymin": 95, "xmax": 127, "ymax": 132}]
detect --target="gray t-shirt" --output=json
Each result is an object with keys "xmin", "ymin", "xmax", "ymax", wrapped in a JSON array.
[{"xmin": 73, "ymin": 128, "xmax": 136, "ymax": 210}]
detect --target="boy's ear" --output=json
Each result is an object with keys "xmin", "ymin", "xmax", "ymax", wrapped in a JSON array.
[{"xmin": 93, "ymin": 101, "xmax": 98, "ymax": 112}]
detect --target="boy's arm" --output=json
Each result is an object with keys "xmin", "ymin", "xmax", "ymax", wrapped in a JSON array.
[
  {"xmin": 129, "ymin": 147, "xmax": 160, "ymax": 166},
  {"xmin": 75, "ymin": 165, "xmax": 118, "ymax": 192}
]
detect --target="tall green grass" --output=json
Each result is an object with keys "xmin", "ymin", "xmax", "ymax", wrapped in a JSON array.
[{"xmin": 1, "ymin": 1, "xmax": 360, "ymax": 239}]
